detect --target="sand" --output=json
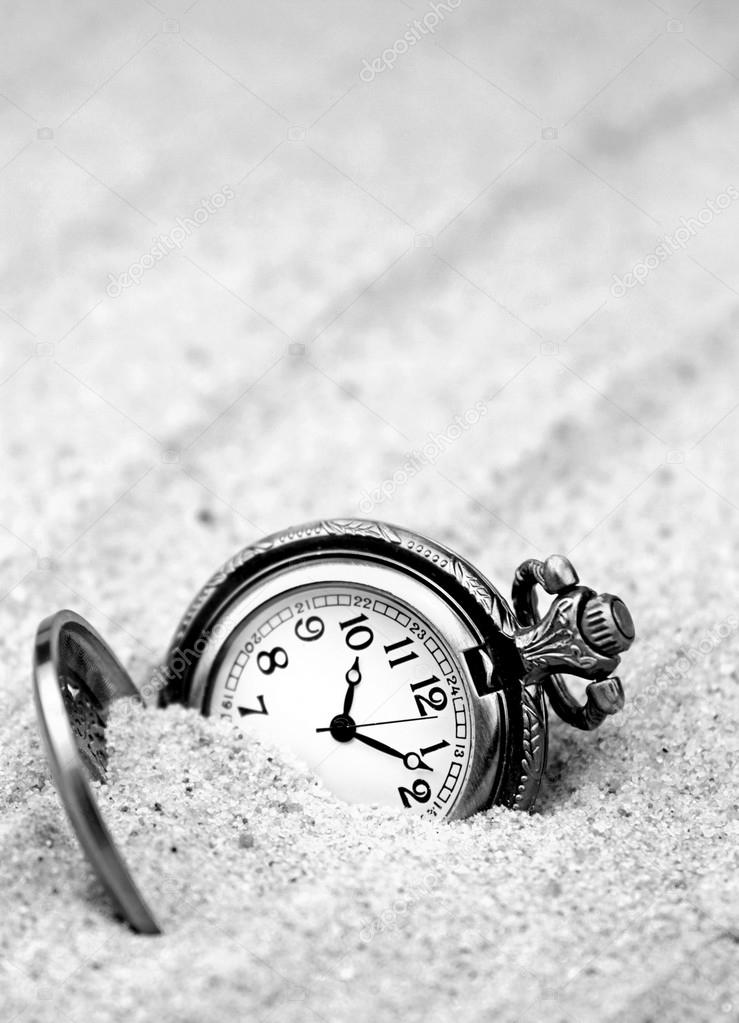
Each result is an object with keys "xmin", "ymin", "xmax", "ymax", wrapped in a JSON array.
[
  {"xmin": 3, "ymin": 598, "xmax": 737, "ymax": 1023},
  {"xmin": 2, "ymin": 2, "xmax": 739, "ymax": 1020}
]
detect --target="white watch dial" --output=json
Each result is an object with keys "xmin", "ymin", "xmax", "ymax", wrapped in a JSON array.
[{"xmin": 209, "ymin": 582, "xmax": 474, "ymax": 818}]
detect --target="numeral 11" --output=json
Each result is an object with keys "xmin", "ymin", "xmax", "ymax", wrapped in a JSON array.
[{"xmin": 384, "ymin": 636, "xmax": 418, "ymax": 668}]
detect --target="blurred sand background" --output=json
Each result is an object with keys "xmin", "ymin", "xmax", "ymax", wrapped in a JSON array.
[{"xmin": 1, "ymin": 1, "xmax": 738, "ymax": 1020}]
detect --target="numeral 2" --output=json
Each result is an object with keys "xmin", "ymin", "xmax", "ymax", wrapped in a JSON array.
[{"xmin": 398, "ymin": 778, "xmax": 431, "ymax": 808}]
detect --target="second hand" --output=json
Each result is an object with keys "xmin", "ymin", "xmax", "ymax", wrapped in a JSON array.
[{"xmin": 315, "ymin": 715, "xmax": 438, "ymax": 733}]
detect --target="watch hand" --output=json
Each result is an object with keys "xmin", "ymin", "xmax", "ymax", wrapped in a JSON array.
[
  {"xmin": 352, "ymin": 731, "xmax": 432, "ymax": 771},
  {"xmin": 352, "ymin": 730, "xmax": 403, "ymax": 759},
  {"xmin": 315, "ymin": 715, "xmax": 438, "ymax": 733},
  {"xmin": 342, "ymin": 656, "xmax": 362, "ymax": 716}
]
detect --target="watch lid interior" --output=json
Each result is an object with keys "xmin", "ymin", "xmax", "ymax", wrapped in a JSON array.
[{"xmin": 32, "ymin": 609, "xmax": 161, "ymax": 935}]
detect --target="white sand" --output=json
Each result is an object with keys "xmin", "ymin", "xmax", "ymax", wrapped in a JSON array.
[
  {"xmin": 3, "ymin": 557, "xmax": 738, "ymax": 1023},
  {"xmin": 2, "ymin": 2, "xmax": 739, "ymax": 1019}
]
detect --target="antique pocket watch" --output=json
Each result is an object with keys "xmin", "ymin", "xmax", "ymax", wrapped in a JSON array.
[{"xmin": 33, "ymin": 518, "xmax": 635, "ymax": 932}]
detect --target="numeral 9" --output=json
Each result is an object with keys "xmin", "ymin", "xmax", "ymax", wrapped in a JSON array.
[{"xmin": 295, "ymin": 616, "xmax": 324, "ymax": 642}]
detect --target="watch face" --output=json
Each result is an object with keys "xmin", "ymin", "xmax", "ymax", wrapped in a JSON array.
[{"xmin": 208, "ymin": 582, "xmax": 475, "ymax": 819}]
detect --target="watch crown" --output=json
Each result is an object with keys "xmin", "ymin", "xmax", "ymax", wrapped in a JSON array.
[{"xmin": 581, "ymin": 593, "xmax": 635, "ymax": 657}]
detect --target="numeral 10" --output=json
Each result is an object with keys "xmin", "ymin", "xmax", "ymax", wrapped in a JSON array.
[{"xmin": 339, "ymin": 613, "xmax": 374, "ymax": 650}]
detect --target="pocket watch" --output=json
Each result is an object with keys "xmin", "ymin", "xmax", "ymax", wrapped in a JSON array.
[
  {"xmin": 158, "ymin": 518, "xmax": 635, "ymax": 820},
  {"xmin": 33, "ymin": 518, "xmax": 634, "ymax": 933}
]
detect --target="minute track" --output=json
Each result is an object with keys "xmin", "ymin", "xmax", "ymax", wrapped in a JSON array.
[{"xmin": 315, "ymin": 714, "xmax": 439, "ymax": 732}]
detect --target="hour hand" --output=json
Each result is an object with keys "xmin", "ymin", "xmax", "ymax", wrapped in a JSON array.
[
  {"xmin": 342, "ymin": 656, "xmax": 362, "ymax": 715},
  {"xmin": 352, "ymin": 731, "xmax": 431, "ymax": 771}
]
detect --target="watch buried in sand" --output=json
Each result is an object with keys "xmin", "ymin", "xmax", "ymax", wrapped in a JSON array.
[
  {"xmin": 33, "ymin": 518, "xmax": 635, "ymax": 933},
  {"xmin": 159, "ymin": 519, "xmax": 635, "ymax": 820}
]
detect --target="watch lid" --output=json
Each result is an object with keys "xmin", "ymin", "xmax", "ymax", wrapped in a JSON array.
[{"xmin": 32, "ymin": 610, "xmax": 161, "ymax": 935}]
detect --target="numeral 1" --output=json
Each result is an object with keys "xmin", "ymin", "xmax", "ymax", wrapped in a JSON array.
[
  {"xmin": 384, "ymin": 636, "xmax": 418, "ymax": 668},
  {"xmin": 419, "ymin": 739, "xmax": 450, "ymax": 757}
]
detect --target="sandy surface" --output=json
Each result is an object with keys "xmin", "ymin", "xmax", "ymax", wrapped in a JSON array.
[{"xmin": 1, "ymin": 2, "xmax": 739, "ymax": 1021}]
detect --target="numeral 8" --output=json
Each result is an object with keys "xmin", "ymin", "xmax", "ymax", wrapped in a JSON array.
[{"xmin": 257, "ymin": 647, "xmax": 289, "ymax": 674}]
